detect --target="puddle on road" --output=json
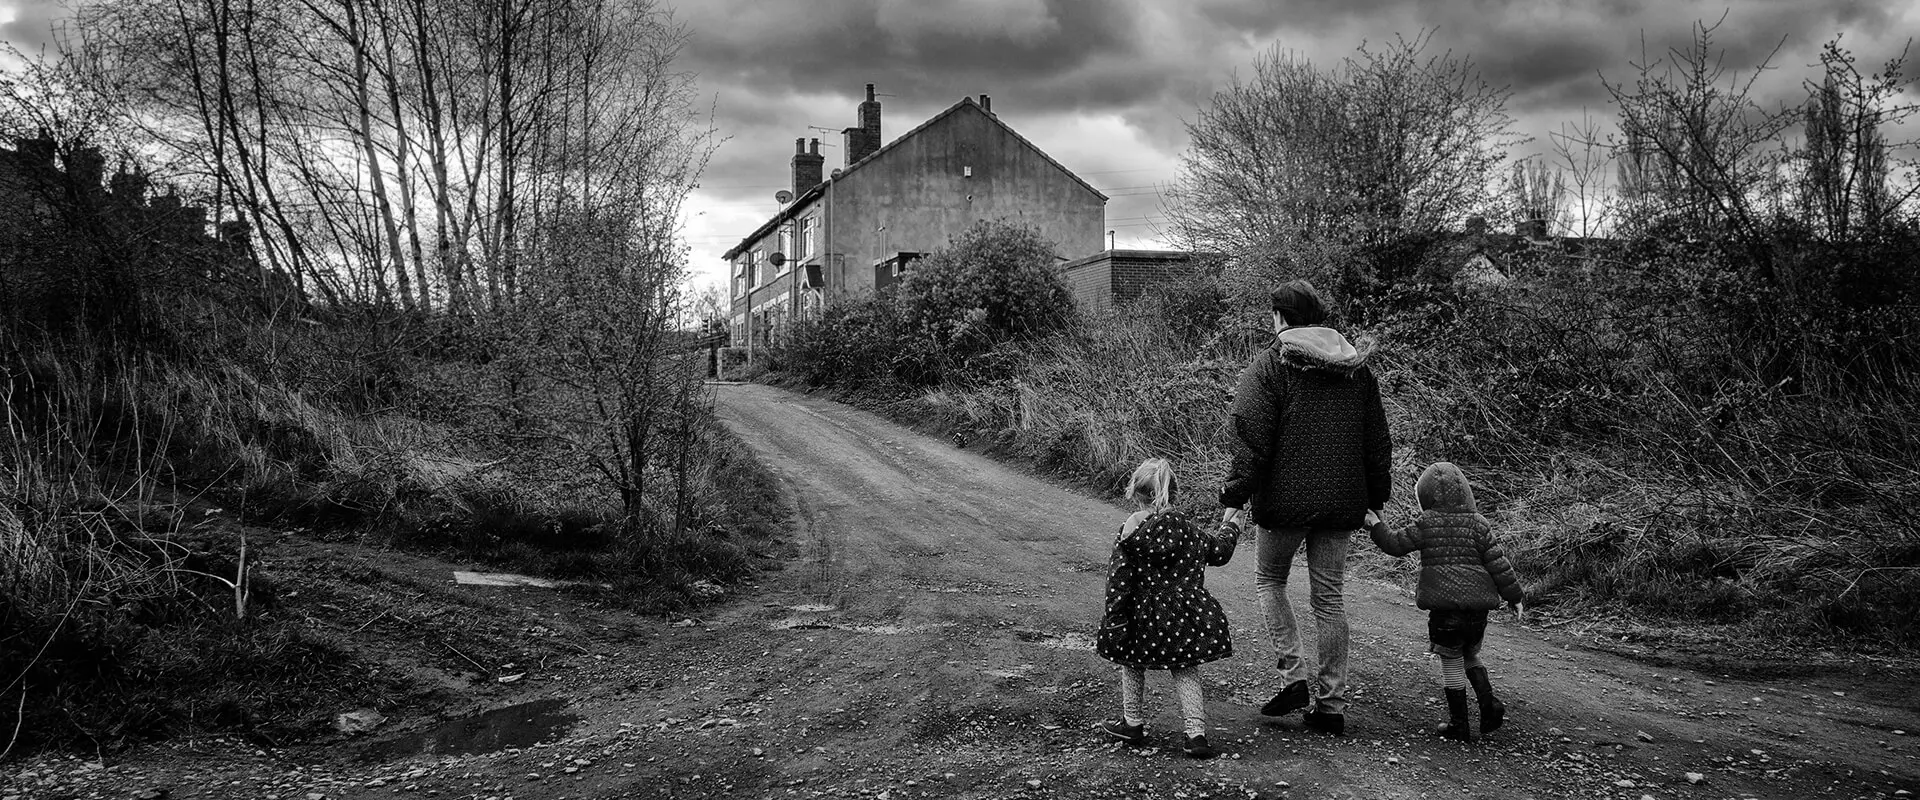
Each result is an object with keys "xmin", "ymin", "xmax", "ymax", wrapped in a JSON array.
[
  {"xmin": 360, "ymin": 698, "xmax": 579, "ymax": 762},
  {"xmin": 769, "ymin": 617, "xmax": 957, "ymax": 635},
  {"xmin": 1015, "ymin": 628, "xmax": 1094, "ymax": 651}
]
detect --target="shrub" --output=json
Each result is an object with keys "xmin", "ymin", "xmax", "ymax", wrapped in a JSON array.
[
  {"xmin": 891, "ymin": 219, "xmax": 1078, "ymax": 386},
  {"xmin": 786, "ymin": 295, "xmax": 905, "ymax": 388}
]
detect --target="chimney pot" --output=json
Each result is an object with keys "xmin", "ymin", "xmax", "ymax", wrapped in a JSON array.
[
  {"xmin": 810, "ymin": 138, "xmax": 820, "ymax": 155},
  {"xmin": 793, "ymin": 135, "xmax": 825, "ymax": 196},
  {"xmin": 846, "ymin": 83, "xmax": 883, "ymax": 166},
  {"xmin": 979, "ymin": 94, "xmax": 991, "ymax": 112}
]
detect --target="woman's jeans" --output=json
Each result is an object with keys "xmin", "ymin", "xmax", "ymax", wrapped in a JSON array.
[{"xmin": 1254, "ymin": 525, "xmax": 1351, "ymax": 715}]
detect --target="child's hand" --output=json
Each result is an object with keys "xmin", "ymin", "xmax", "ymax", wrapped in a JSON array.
[
  {"xmin": 1363, "ymin": 509, "xmax": 1381, "ymax": 527},
  {"xmin": 1511, "ymin": 601, "xmax": 1527, "ymax": 623}
]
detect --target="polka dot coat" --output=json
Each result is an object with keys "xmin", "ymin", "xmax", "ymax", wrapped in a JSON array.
[{"xmin": 1096, "ymin": 510, "xmax": 1237, "ymax": 670}]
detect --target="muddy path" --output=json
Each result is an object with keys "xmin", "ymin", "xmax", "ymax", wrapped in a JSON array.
[{"xmin": 10, "ymin": 382, "xmax": 1917, "ymax": 799}]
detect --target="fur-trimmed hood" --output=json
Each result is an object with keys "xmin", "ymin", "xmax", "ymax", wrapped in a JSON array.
[{"xmin": 1277, "ymin": 327, "xmax": 1370, "ymax": 376}]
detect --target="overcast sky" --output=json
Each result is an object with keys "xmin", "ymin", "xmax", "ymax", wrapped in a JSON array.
[
  {"xmin": 6, "ymin": 0, "xmax": 1917, "ymax": 292},
  {"xmin": 670, "ymin": 0, "xmax": 1916, "ymax": 291}
]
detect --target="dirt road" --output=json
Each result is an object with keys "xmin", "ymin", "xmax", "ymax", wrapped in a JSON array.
[{"xmin": 12, "ymin": 383, "xmax": 1917, "ymax": 799}]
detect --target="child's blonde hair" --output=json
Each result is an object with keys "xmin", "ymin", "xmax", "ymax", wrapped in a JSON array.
[{"xmin": 1126, "ymin": 458, "xmax": 1176, "ymax": 510}]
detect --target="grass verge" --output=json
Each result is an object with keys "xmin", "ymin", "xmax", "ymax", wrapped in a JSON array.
[{"xmin": 762, "ymin": 276, "xmax": 1920, "ymax": 654}]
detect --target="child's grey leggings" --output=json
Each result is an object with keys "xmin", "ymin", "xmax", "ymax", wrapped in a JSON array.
[{"xmin": 1120, "ymin": 666, "xmax": 1206, "ymax": 737}]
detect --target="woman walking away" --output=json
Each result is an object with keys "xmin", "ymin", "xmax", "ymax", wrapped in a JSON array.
[
  {"xmin": 1364, "ymin": 461, "xmax": 1526, "ymax": 742},
  {"xmin": 1096, "ymin": 458, "xmax": 1239, "ymax": 758}
]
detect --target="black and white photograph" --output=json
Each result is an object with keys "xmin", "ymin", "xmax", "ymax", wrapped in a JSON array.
[{"xmin": 3, "ymin": 0, "xmax": 1918, "ymax": 797}]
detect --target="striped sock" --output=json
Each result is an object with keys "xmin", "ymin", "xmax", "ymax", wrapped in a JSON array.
[{"xmin": 1439, "ymin": 655, "xmax": 1467, "ymax": 690}]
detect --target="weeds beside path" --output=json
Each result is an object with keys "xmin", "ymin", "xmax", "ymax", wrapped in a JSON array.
[{"xmin": 13, "ymin": 383, "xmax": 1915, "ymax": 800}]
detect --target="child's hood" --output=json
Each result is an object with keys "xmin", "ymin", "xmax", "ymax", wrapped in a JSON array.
[
  {"xmin": 1415, "ymin": 461, "xmax": 1477, "ymax": 513},
  {"xmin": 1276, "ymin": 327, "xmax": 1369, "ymax": 376}
]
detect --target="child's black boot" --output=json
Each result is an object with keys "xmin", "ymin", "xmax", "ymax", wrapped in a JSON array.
[
  {"xmin": 1438, "ymin": 688, "xmax": 1474, "ymax": 742},
  {"xmin": 1466, "ymin": 666, "xmax": 1505, "ymax": 734}
]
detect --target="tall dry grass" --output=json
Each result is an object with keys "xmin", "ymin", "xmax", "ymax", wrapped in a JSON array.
[
  {"xmin": 0, "ymin": 337, "xmax": 428, "ymax": 752},
  {"xmin": 858, "ymin": 262, "xmax": 1920, "ymax": 648},
  {"xmin": 2, "ymin": 315, "xmax": 787, "ymax": 752},
  {"xmin": 911, "ymin": 282, "xmax": 1257, "ymax": 518}
]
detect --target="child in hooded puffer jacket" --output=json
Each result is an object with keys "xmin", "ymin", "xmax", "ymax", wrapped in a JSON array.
[{"xmin": 1365, "ymin": 461, "xmax": 1525, "ymax": 742}]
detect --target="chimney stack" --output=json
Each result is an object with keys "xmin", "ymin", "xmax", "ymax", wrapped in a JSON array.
[
  {"xmin": 842, "ymin": 83, "xmax": 882, "ymax": 166},
  {"xmin": 792, "ymin": 137, "xmax": 824, "ymax": 196},
  {"xmin": 978, "ymin": 94, "xmax": 991, "ymax": 113}
]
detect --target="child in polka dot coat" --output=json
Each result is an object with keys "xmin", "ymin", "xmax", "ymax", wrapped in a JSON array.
[{"xmin": 1097, "ymin": 458, "xmax": 1239, "ymax": 759}]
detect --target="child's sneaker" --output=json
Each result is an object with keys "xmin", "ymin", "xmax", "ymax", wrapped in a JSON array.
[
  {"xmin": 1181, "ymin": 734, "xmax": 1217, "ymax": 759},
  {"xmin": 1101, "ymin": 720, "xmax": 1147, "ymax": 747}
]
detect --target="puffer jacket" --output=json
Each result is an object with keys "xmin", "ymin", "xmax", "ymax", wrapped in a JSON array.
[
  {"xmin": 1366, "ymin": 462, "xmax": 1525, "ymax": 611},
  {"xmin": 1220, "ymin": 326, "xmax": 1393, "ymax": 530}
]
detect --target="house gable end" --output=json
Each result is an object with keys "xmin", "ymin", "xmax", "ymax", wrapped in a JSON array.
[{"xmin": 723, "ymin": 96, "xmax": 1105, "ymax": 260}]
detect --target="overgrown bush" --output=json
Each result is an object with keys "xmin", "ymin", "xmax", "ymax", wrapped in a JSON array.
[
  {"xmin": 1369, "ymin": 235, "xmax": 1920, "ymax": 645},
  {"xmin": 915, "ymin": 274, "xmax": 1253, "ymax": 502},
  {"xmin": 869, "ymin": 237, "xmax": 1920, "ymax": 648},
  {"xmin": 1, "ymin": 306, "xmax": 785, "ymax": 752},
  {"xmin": 787, "ymin": 295, "xmax": 906, "ymax": 388},
  {"xmin": 784, "ymin": 219, "xmax": 1079, "ymax": 390}
]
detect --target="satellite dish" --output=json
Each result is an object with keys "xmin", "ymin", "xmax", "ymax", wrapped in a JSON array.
[
  {"xmin": 775, "ymin": 190, "xmax": 793, "ymax": 204},
  {"xmin": 769, "ymin": 252, "xmax": 787, "ymax": 267}
]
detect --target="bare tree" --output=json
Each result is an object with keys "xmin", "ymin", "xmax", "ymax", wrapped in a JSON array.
[
  {"xmin": 1547, "ymin": 112, "xmax": 1618, "ymax": 239},
  {"xmin": 1795, "ymin": 36, "xmax": 1917, "ymax": 242},
  {"xmin": 1170, "ymin": 30, "xmax": 1523, "ymax": 281},
  {"xmin": 1509, "ymin": 157, "xmax": 1566, "ymax": 236},
  {"xmin": 1604, "ymin": 17, "xmax": 1796, "ymax": 246}
]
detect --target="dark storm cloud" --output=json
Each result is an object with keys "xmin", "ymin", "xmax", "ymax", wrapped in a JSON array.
[
  {"xmin": 680, "ymin": 0, "xmax": 1143, "ymax": 115},
  {"xmin": 1, "ymin": 0, "xmax": 67, "ymax": 56},
  {"xmin": 1192, "ymin": 0, "xmax": 1334, "ymax": 38},
  {"xmin": 1349, "ymin": 0, "xmax": 1920, "ymax": 121},
  {"xmin": 1464, "ymin": 30, "xmax": 1616, "ymax": 109}
]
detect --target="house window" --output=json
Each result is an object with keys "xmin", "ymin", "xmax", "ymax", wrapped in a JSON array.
[
  {"xmin": 752, "ymin": 249, "xmax": 764, "ymax": 286},
  {"xmin": 732, "ymin": 256, "xmax": 747, "ymax": 298},
  {"xmin": 776, "ymin": 226, "xmax": 792, "ymax": 276},
  {"xmin": 797, "ymin": 216, "xmax": 816, "ymax": 262}
]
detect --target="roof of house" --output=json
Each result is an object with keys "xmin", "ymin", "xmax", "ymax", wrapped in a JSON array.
[
  {"xmin": 722, "ymin": 96, "xmax": 1108, "ymax": 260},
  {"xmin": 1059, "ymin": 249, "xmax": 1197, "ymax": 270}
]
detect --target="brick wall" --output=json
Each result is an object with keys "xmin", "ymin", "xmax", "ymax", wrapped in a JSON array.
[
  {"xmin": 1110, "ymin": 254, "xmax": 1196, "ymax": 306},
  {"xmin": 1056, "ymin": 250, "xmax": 1194, "ymax": 314},
  {"xmin": 1058, "ymin": 258, "xmax": 1112, "ymax": 314}
]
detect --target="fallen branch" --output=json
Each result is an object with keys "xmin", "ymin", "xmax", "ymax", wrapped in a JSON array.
[
  {"xmin": 442, "ymin": 640, "xmax": 487, "ymax": 674},
  {"xmin": 352, "ymin": 609, "xmax": 391, "ymax": 633}
]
